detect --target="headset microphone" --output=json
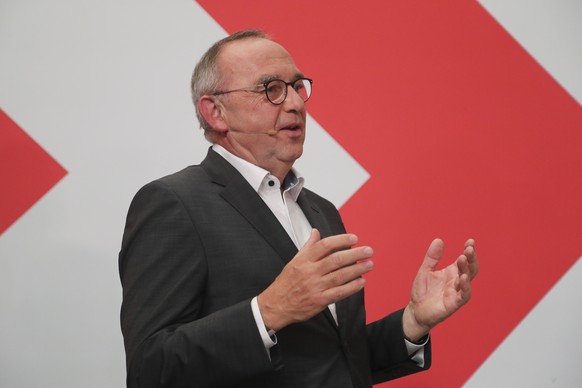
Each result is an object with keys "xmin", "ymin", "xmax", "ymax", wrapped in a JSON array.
[{"xmin": 228, "ymin": 128, "xmax": 279, "ymax": 136}]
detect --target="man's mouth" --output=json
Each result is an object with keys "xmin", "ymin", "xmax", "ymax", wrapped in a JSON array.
[{"xmin": 280, "ymin": 125, "xmax": 301, "ymax": 131}]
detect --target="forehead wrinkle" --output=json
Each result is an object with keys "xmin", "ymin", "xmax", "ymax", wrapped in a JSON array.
[{"xmin": 220, "ymin": 39, "xmax": 304, "ymax": 87}]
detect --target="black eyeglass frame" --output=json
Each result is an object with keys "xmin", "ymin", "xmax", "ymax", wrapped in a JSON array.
[{"xmin": 212, "ymin": 77, "xmax": 313, "ymax": 105}]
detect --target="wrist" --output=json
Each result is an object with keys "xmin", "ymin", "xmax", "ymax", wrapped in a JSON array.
[
  {"xmin": 257, "ymin": 293, "xmax": 287, "ymax": 332},
  {"xmin": 404, "ymin": 333, "xmax": 429, "ymax": 345},
  {"xmin": 402, "ymin": 304, "xmax": 430, "ymax": 342}
]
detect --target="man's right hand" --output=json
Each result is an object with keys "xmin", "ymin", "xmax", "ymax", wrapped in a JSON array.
[{"xmin": 257, "ymin": 229, "xmax": 374, "ymax": 331}]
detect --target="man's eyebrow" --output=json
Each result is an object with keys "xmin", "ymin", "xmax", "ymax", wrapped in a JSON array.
[
  {"xmin": 256, "ymin": 73, "xmax": 305, "ymax": 84},
  {"xmin": 256, "ymin": 74, "xmax": 278, "ymax": 84}
]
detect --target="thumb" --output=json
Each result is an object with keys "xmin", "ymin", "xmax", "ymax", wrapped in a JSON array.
[{"xmin": 419, "ymin": 238, "xmax": 444, "ymax": 272}]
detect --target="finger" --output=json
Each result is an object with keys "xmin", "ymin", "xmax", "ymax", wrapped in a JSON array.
[
  {"xmin": 291, "ymin": 229, "xmax": 322, "ymax": 264},
  {"xmin": 306, "ymin": 233, "xmax": 359, "ymax": 262},
  {"xmin": 464, "ymin": 238, "xmax": 475, "ymax": 249},
  {"xmin": 456, "ymin": 254, "xmax": 470, "ymax": 279},
  {"xmin": 303, "ymin": 228, "xmax": 321, "ymax": 248},
  {"xmin": 463, "ymin": 242, "xmax": 479, "ymax": 280},
  {"xmin": 458, "ymin": 273, "xmax": 472, "ymax": 302},
  {"xmin": 320, "ymin": 246, "xmax": 374, "ymax": 273},
  {"xmin": 321, "ymin": 277, "xmax": 367, "ymax": 304},
  {"xmin": 321, "ymin": 258, "xmax": 374, "ymax": 288},
  {"xmin": 419, "ymin": 238, "xmax": 445, "ymax": 272}
]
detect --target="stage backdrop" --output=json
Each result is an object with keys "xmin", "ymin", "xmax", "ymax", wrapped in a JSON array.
[{"xmin": 1, "ymin": 1, "xmax": 581, "ymax": 387}]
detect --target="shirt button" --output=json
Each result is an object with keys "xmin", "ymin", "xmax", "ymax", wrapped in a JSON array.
[{"xmin": 268, "ymin": 180, "xmax": 275, "ymax": 187}]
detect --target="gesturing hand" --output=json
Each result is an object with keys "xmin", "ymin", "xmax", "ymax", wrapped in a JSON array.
[
  {"xmin": 403, "ymin": 238, "xmax": 479, "ymax": 341},
  {"xmin": 258, "ymin": 229, "xmax": 374, "ymax": 331}
]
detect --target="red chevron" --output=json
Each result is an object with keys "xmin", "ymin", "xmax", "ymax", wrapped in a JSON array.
[
  {"xmin": 0, "ymin": 110, "xmax": 67, "ymax": 235},
  {"xmin": 197, "ymin": 1, "xmax": 582, "ymax": 386}
]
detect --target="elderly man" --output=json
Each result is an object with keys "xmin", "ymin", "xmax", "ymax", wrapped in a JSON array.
[{"xmin": 119, "ymin": 30, "xmax": 478, "ymax": 388}]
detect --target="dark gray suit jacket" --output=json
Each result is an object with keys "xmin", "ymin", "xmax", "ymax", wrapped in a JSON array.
[{"xmin": 119, "ymin": 148, "xmax": 430, "ymax": 388}]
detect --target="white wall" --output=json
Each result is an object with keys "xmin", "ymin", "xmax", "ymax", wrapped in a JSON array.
[{"xmin": 1, "ymin": 1, "xmax": 580, "ymax": 387}]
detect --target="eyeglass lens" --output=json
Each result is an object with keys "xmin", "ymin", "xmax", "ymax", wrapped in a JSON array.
[{"xmin": 267, "ymin": 79, "xmax": 312, "ymax": 104}]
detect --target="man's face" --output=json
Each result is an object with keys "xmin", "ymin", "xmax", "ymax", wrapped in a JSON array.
[{"xmin": 214, "ymin": 38, "xmax": 307, "ymax": 178}]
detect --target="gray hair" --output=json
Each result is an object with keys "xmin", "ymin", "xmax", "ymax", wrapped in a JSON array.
[{"xmin": 191, "ymin": 30, "xmax": 271, "ymax": 136}]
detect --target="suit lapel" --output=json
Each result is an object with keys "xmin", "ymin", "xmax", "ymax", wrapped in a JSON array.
[
  {"xmin": 203, "ymin": 149, "xmax": 343, "ymax": 333},
  {"xmin": 298, "ymin": 191, "xmax": 358, "ymax": 338},
  {"xmin": 297, "ymin": 190, "xmax": 347, "ymax": 332},
  {"xmin": 296, "ymin": 190, "xmax": 332, "ymax": 238},
  {"xmin": 201, "ymin": 149, "xmax": 298, "ymax": 264}
]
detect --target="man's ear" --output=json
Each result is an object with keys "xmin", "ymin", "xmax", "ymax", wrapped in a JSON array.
[{"xmin": 198, "ymin": 96, "xmax": 228, "ymax": 133}]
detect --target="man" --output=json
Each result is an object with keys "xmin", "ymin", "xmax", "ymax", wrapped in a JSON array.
[{"xmin": 119, "ymin": 30, "xmax": 479, "ymax": 388}]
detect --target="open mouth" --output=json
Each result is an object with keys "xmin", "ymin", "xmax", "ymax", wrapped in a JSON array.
[{"xmin": 280, "ymin": 125, "xmax": 301, "ymax": 131}]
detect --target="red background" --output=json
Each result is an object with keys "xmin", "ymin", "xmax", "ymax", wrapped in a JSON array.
[{"xmin": 197, "ymin": 1, "xmax": 582, "ymax": 386}]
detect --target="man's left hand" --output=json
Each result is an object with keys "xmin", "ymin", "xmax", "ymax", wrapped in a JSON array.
[{"xmin": 402, "ymin": 238, "xmax": 479, "ymax": 341}]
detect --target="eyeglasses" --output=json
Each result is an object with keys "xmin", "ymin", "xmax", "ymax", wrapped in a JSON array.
[{"xmin": 213, "ymin": 78, "xmax": 313, "ymax": 105}]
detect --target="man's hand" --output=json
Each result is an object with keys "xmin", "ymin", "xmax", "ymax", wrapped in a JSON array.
[
  {"xmin": 258, "ymin": 229, "xmax": 374, "ymax": 331},
  {"xmin": 403, "ymin": 238, "xmax": 479, "ymax": 341}
]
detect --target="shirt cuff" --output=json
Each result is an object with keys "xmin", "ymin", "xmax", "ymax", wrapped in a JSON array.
[
  {"xmin": 251, "ymin": 297, "xmax": 277, "ymax": 352},
  {"xmin": 404, "ymin": 334, "xmax": 429, "ymax": 368}
]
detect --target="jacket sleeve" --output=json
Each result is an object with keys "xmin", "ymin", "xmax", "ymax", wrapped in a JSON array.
[
  {"xmin": 366, "ymin": 308, "xmax": 432, "ymax": 384},
  {"xmin": 119, "ymin": 180, "xmax": 280, "ymax": 388}
]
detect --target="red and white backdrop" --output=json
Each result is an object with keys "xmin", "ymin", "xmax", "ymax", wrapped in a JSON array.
[{"xmin": 1, "ymin": 1, "xmax": 581, "ymax": 387}]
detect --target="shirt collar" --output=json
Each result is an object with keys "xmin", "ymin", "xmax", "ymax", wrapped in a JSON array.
[{"xmin": 212, "ymin": 144, "xmax": 305, "ymax": 198}]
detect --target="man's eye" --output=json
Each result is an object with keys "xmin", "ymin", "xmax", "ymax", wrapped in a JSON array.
[
  {"xmin": 294, "ymin": 83, "xmax": 305, "ymax": 92},
  {"xmin": 266, "ymin": 83, "xmax": 283, "ymax": 94}
]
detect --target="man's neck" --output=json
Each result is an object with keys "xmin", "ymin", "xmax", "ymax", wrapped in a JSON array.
[{"xmin": 213, "ymin": 143, "xmax": 292, "ymax": 183}]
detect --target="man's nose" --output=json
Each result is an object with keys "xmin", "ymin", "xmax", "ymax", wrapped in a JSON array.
[{"xmin": 283, "ymin": 85, "xmax": 305, "ymax": 110}]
